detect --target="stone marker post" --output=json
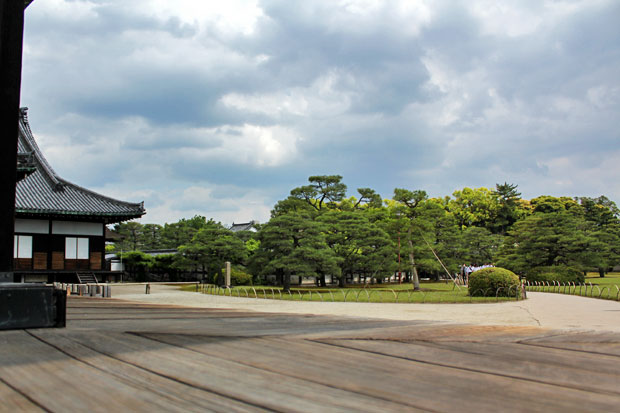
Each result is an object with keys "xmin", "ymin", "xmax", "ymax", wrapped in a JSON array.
[{"xmin": 225, "ymin": 261, "xmax": 231, "ymax": 288}]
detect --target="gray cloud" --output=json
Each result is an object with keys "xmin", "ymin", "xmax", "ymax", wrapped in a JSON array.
[{"xmin": 20, "ymin": 0, "xmax": 620, "ymax": 224}]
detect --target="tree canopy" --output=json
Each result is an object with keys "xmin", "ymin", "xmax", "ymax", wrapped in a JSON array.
[{"xmin": 111, "ymin": 177, "xmax": 620, "ymax": 284}]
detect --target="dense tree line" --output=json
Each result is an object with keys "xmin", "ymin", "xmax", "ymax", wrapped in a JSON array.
[{"xmin": 111, "ymin": 176, "xmax": 620, "ymax": 287}]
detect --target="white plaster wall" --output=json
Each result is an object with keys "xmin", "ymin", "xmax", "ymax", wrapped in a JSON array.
[
  {"xmin": 15, "ymin": 219, "xmax": 49, "ymax": 234},
  {"xmin": 52, "ymin": 221, "xmax": 103, "ymax": 236}
]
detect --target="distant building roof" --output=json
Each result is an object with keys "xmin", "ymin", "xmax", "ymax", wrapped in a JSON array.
[
  {"xmin": 230, "ymin": 220, "xmax": 258, "ymax": 232},
  {"xmin": 16, "ymin": 108, "xmax": 146, "ymax": 223}
]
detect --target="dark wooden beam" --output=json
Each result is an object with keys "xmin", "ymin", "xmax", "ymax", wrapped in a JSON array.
[{"xmin": 0, "ymin": 0, "xmax": 25, "ymax": 281}]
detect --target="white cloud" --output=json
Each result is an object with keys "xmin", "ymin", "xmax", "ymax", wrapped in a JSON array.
[
  {"xmin": 21, "ymin": 0, "xmax": 620, "ymax": 224},
  {"xmin": 220, "ymin": 70, "xmax": 357, "ymax": 118},
  {"xmin": 145, "ymin": 0, "xmax": 264, "ymax": 35},
  {"xmin": 137, "ymin": 185, "xmax": 272, "ymax": 225},
  {"xmin": 178, "ymin": 124, "xmax": 300, "ymax": 168},
  {"xmin": 468, "ymin": 1, "xmax": 544, "ymax": 37},
  {"xmin": 330, "ymin": 0, "xmax": 433, "ymax": 36},
  {"xmin": 29, "ymin": 0, "xmax": 99, "ymax": 21},
  {"xmin": 587, "ymin": 86, "xmax": 620, "ymax": 109}
]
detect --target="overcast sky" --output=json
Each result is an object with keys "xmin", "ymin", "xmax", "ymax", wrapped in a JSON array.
[{"xmin": 21, "ymin": 0, "xmax": 620, "ymax": 225}]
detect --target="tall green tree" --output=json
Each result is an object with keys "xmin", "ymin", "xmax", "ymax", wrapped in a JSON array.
[
  {"xmin": 290, "ymin": 175, "xmax": 347, "ymax": 211},
  {"xmin": 160, "ymin": 215, "xmax": 210, "ymax": 249},
  {"xmin": 577, "ymin": 196, "xmax": 620, "ymax": 227},
  {"xmin": 141, "ymin": 223, "xmax": 164, "ymax": 249},
  {"xmin": 447, "ymin": 187, "xmax": 501, "ymax": 230},
  {"xmin": 174, "ymin": 220, "xmax": 246, "ymax": 283},
  {"xmin": 111, "ymin": 221, "xmax": 144, "ymax": 251},
  {"xmin": 459, "ymin": 226, "xmax": 503, "ymax": 264},
  {"xmin": 271, "ymin": 195, "xmax": 317, "ymax": 217},
  {"xmin": 496, "ymin": 211, "xmax": 595, "ymax": 274},
  {"xmin": 255, "ymin": 212, "xmax": 340, "ymax": 291},
  {"xmin": 492, "ymin": 182, "xmax": 526, "ymax": 234},
  {"xmin": 577, "ymin": 196, "xmax": 620, "ymax": 276},
  {"xmin": 588, "ymin": 223, "xmax": 620, "ymax": 277},
  {"xmin": 318, "ymin": 210, "xmax": 395, "ymax": 287},
  {"xmin": 392, "ymin": 188, "xmax": 429, "ymax": 290},
  {"xmin": 530, "ymin": 196, "xmax": 581, "ymax": 214}
]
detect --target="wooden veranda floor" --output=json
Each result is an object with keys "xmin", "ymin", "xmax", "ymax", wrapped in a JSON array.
[{"xmin": 1, "ymin": 297, "xmax": 619, "ymax": 412}]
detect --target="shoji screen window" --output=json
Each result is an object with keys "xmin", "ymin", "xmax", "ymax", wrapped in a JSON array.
[
  {"xmin": 65, "ymin": 237, "xmax": 89, "ymax": 259},
  {"xmin": 14, "ymin": 235, "xmax": 33, "ymax": 258}
]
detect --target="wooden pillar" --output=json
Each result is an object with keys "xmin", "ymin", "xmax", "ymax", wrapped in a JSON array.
[{"xmin": 0, "ymin": 1, "xmax": 26, "ymax": 282}]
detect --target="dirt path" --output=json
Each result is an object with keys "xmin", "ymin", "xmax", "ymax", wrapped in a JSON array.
[{"xmin": 110, "ymin": 283, "xmax": 620, "ymax": 332}]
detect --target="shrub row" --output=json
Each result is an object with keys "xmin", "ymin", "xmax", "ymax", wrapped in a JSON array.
[{"xmin": 525, "ymin": 266, "xmax": 584, "ymax": 284}]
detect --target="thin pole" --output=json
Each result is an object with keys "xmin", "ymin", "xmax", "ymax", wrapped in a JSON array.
[
  {"xmin": 419, "ymin": 234, "xmax": 461, "ymax": 291},
  {"xmin": 397, "ymin": 230, "xmax": 401, "ymax": 283}
]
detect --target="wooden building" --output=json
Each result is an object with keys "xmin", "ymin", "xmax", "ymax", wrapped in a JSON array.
[{"xmin": 14, "ymin": 108, "xmax": 145, "ymax": 282}]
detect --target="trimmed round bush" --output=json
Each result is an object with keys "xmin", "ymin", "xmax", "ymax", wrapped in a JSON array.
[
  {"xmin": 525, "ymin": 266, "xmax": 584, "ymax": 284},
  {"xmin": 468, "ymin": 267, "xmax": 521, "ymax": 297}
]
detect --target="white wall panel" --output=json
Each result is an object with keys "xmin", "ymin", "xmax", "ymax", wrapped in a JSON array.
[
  {"xmin": 15, "ymin": 219, "xmax": 49, "ymax": 234},
  {"xmin": 53, "ymin": 221, "xmax": 103, "ymax": 236}
]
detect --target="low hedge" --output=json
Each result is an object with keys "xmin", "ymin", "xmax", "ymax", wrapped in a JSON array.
[
  {"xmin": 230, "ymin": 268, "xmax": 253, "ymax": 285},
  {"xmin": 468, "ymin": 267, "xmax": 521, "ymax": 297},
  {"xmin": 214, "ymin": 267, "xmax": 253, "ymax": 286},
  {"xmin": 525, "ymin": 266, "xmax": 584, "ymax": 284}
]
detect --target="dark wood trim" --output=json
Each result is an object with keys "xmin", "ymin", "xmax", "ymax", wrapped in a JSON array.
[{"xmin": 0, "ymin": 0, "xmax": 25, "ymax": 274}]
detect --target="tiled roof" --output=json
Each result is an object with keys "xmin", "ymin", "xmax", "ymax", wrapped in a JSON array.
[
  {"xmin": 16, "ymin": 108, "xmax": 146, "ymax": 223},
  {"xmin": 16, "ymin": 152, "xmax": 36, "ymax": 181},
  {"xmin": 230, "ymin": 221, "xmax": 258, "ymax": 232}
]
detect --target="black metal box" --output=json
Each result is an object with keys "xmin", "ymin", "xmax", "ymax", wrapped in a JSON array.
[{"xmin": 0, "ymin": 283, "xmax": 66, "ymax": 330}]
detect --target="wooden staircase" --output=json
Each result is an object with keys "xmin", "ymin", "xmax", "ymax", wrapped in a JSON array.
[{"xmin": 76, "ymin": 272, "xmax": 98, "ymax": 284}]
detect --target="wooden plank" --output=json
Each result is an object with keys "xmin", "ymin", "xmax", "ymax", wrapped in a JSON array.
[
  {"xmin": 520, "ymin": 331, "xmax": 620, "ymax": 357},
  {"xmin": 314, "ymin": 338, "xmax": 620, "ymax": 395},
  {"xmin": 0, "ymin": 379, "xmax": 43, "ymax": 412},
  {"xmin": 419, "ymin": 340, "xmax": 620, "ymax": 377},
  {"xmin": 63, "ymin": 330, "xmax": 420, "ymax": 412},
  {"xmin": 63, "ymin": 299, "xmax": 412, "ymax": 337},
  {"xmin": 137, "ymin": 333, "xmax": 620, "ymax": 412},
  {"xmin": 0, "ymin": 330, "xmax": 231, "ymax": 412},
  {"xmin": 6, "ymin": 298, "xmax": 620, "ymax": 412},
  {"xmin": 67, "ymin": 311, "xmax": 255, "ymax": 319},
  {"xmin": 299, "ymin": 323, "xmax": 553, "ymax": 343},
  {"xmin": 29, "ymin": 330, "xmax": 270, "ymax": 413},
  {"xmin": 302, "ymin": 323, "xmax": 620, "ymax": 376}
]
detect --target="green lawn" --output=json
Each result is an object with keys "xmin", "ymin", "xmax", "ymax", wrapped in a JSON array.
[
  {"xmin": 182, "ymin": 280, "xmax": 522, "ymax": 303},
  {"xmin": 180, "ymin": 273, "xmax": 620, "ymax": 303},
  {"xmin": 182, "ymin": 272, "xmax": 620, "ymax": 303},
  {"xmin": 525, "ymin": 272, "xmax": 620, "ymax": 301},
  {"xmin": 585, "ymin": 271, "xmax": 620, "ymax": 286}
]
